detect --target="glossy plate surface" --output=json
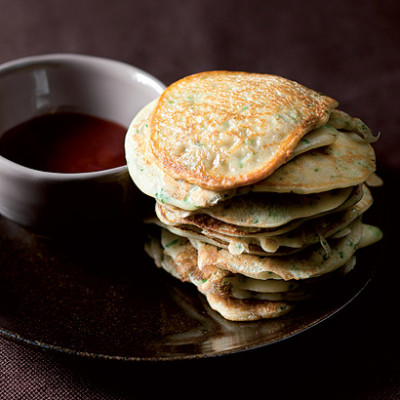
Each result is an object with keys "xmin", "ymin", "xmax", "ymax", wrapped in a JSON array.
[{"xmin": 0, "ymin": 211, "xmax": 379, "ymax": 361}]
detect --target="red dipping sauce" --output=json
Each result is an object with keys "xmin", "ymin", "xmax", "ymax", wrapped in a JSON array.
[{"xmin": 0, "ymin": 112, "xmax": 128, "ymax": 173}]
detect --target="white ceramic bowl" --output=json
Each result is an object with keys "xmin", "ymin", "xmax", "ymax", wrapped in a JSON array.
[{"xmin": 0, "ymin": 54, "xmax": 165, "ymax": 237}]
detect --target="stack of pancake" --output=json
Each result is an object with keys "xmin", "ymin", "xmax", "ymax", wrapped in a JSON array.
[{"xmin": 125, "ymin": 71, "xmax": 383, "ymax": 321}]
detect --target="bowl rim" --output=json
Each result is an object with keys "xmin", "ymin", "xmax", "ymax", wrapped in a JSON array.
[{"xmin": 0, "ymin": 53, "xmax": 165, "ymax": 182}]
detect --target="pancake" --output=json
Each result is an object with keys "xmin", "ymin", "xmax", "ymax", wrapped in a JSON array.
[
  {"xmin": 163, "ymin": 185, "xmax": 359, "ymax": 229},
  {"xmin": 125, "ymin": 98, "xmax": 339, "ymax": 210},
  {"xmin": 357, "ymin": 223, "xmax": 384, "ymax": 248},
  {"xmin": 287, "ymin": 124, "xmax": 338, "ymax": 159},
  {"xmin": 149, "ymin": 71, "xmax": 338, "ymax": 190},
  {"xmin": 194, "ymin": 219, "xmax": 369, "ymax": 281},
  {"xmin": 253, "ymin": 130, "xmax": 376, "ymax": 194},
  {"xmin": 328, "ymin": 109, "xmax": 380, "ymax": 143}
]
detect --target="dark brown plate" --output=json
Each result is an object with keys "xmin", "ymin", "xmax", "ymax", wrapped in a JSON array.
[{"xmin": 0, "ymin": 213, "xmax": 379, "ymax": 361}]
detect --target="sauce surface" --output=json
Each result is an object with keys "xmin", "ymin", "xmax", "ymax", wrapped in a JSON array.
[{"xmin": 0, "ymin": 112, "xmax": 128, "ymax": 173}]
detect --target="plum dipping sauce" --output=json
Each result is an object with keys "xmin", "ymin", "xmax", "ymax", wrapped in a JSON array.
[{"xmin": 0, "ymin": 112, "xmax": 128, "ymax": 174}]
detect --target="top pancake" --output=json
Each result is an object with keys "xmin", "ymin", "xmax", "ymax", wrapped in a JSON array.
[
  {"xmin": 125, "ymin": 98, "xmax": 338, "ymax": 211},
  {"xmin": 149, "ymin": 71, "xmax": 338, "ymax": 190}
]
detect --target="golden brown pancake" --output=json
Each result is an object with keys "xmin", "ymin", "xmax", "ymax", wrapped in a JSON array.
[{"xmin": 149, "ymin": 71, "xmax": 338, "ymax": 190}]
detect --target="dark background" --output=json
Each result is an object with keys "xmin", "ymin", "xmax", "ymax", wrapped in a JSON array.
[{"xmin": 0, "ymin": 0, "xmax": 399, "ymax": 399}]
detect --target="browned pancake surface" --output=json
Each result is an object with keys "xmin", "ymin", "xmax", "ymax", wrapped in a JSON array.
[{"xmin": 150, "ymin": 71, "xmax": 338, "ymax": 190}]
